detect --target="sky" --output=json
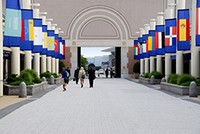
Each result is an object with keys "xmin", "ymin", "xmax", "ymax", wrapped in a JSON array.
[{"xmin": 81, "ymin": 47, "xmax": 111, "ymax": 58}]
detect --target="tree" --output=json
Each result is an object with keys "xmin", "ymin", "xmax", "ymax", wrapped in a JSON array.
[
  {"xmin": 59, "ymin": 61, "xmax": 66, "ymax": 73},
  {"xmin": 81, "ymin": 55, "xmax": 88, "ymax": 69}
]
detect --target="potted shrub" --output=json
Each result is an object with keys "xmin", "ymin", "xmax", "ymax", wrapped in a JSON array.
[
  {"xmin": 139, "ymin": 72, "xmax": 150, "ymax": 84},
  {"xmin": 4, "ymin": 69, "xmax": 47, "ymax": 95},
  {"xmin": 148, "ymin": 71, "xmax": 163, "ymax": 84}
]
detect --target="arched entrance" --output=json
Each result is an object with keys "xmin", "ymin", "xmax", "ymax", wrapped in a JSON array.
[{"xmin": 65, "ymin": 5, "xmax": 134, "ymax": 78}]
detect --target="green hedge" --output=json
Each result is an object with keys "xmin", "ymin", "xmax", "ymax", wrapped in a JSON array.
[
  {"xmin": 149, "ymin": 71, "xmax": 163, "ymax": 79},
  {"xmin": 6, "ymin": 69, "xmax": 42, "ymax": 86},
  {"xmin": 144, "ymin": 73, "xmax": 150, "ymax": 78},
  {"xmin": 40, "ymin": 71, "xmax": 58, "ymax": 79},
  {"xmin": 168, "ymin": 74, "xmax": 179, "ymax": 84},
  {"xmin": 177, "ymin": 74, "xmax": 195, "ymax": 86}
]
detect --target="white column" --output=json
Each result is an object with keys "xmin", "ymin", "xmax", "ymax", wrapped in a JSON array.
[
  {"xmin": 47, "ymin": 56, "xmax": 51, "ymax": 72},
  {"xmin": 165, "ymin": 54, "xmax": 172, "ymax": 77},
  {"xmin": 34, "ymin": 53, "xmax": 40, "ymax": 76},
  {"xmin": 55, "ymin": 59, "xmax": 59, "ymax": 74},
  {"xmin": 41, "ymin": 55, "xmax": 47, "ymax": 73},
  {"xmin": 176, "ymin": 51, "xmax": 183, "ymax": 74},
  {"xmin": 144, "ymin": 58, "xmax": 149, "ymax": 73},
  {"xmin": 150, "ymin": 57, "xmax": 155, "ymax": 72},
  {"xmin": 11, "ymin": 47, "xmax": 20, "ymax": 75},
  {"xmin": 121, "ymin": 46, "xmax": 129, "ymax": 78},
  {"xmin": 0, "ymin": 0, "xmax": 3, "ymax": 96},
  {"xmin": 156, "ymin": 55, "xmax": 162, "ymax": 73},
  {"xmin": 140, "ymin": 59, "xmax": 144, "ymax": 75},
  {"xmin": 191, "ymin": 0, "xmax": 200, "ymax": 78},
  {"xmin": 51, "ymin": 58, "xmax": 55, "ymax": 73},
  {"xmin": 24, "ymin": 51, "xmax": 32, "ymax": 69},
  {"xmin": 22, "ymin": 0, "xmax": 32, "ymax": 70},
  {"xmin": 176, "ymin": 0, "xmax": 187, "ymax": 75},
  {"xmin": 70, "ymin": 46, "xmax": 78, "ymax": 77}
]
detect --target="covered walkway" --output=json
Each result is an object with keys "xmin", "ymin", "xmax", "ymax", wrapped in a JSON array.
[{"xmin": 0, "ymin": 79, "xmax": 200, "ymax": 134}]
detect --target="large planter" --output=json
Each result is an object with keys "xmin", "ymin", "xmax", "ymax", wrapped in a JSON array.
[
  {"xmin": 139, "ymin": 77, "xmax": 161, "ymax": 84},
  {"xmin": 54, "ymin": 77, "xmax": 64, "ymax": 84},
  {"xmin": 3, "ymin": 81, "xmax": 48, "ymax": 96},
  {"xmin": 133, "ymin": 73, "xmax": 140, "ymax": 79}
]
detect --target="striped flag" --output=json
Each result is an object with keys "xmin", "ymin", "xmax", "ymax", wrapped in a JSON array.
[
  {"xmin": 138, "ymin": 37, "xmax": 143, "ymax": 59},
  {"xmin": 59, "ymin": 39, "xmax": 63, "ymax": 59},
  {"xmin": 148, "ymin": 30, "xmax": 156, "ymax": 56},
  {"xmin": 47, "ymin": 30, "xmax": 55, "ymax": 57},
  {"xmin": 134, "ymin": 40, "xmax": 140, "ymax": 60},
  {"xmin": 4, "ymin": 0, "xmax": 21, "ymax": 47},
  {"xmin": 155, "ymin": 25, "xmax": 165, "ymax": 55},
  {"xmin": 32, "ymin": 19, "xmax": 43, "ymax": 53},
  {"xmin": 165, "ymin": 19, "xmax": 176, "ymax": 53},
  {"xmin": 41, "ymin": 25, "xmax": 48, "ymax": 55},
  {"xmin": 177, "ymin": 9, "xmax": 190, "ymax": 50},
  {"xmin": 142, "ymin": 35, "xmax": 149, "ymax": 58},
  {"xmin": 20, "ymin": 9, "xmax": 34, "ymax": 50},
  {"xmin": 196, "ymin": 0, "xmax": 200, "ymax": 46},
  {"xmin": 62, "ymin": 40, "xmax": 66, "ymax": 59}
]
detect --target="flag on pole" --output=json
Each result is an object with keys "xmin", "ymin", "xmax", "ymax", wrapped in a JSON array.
[
  {"xmin": 4, "ymin": 0, "xmax": 21, "ymax": 47},
  {"xmin": 142, "ymin": 35, "xmax": 149, "ymax": 58},
  {"xmin": 47, "ymin": 30, "xmax": 55, "ymax": 57},
  {"xmin": 59, "ymin": 38, "xmax": 63, "ymax": 59},
  {"xmin": 177, "ymin": 9, "xmax": 190, "ymax": 50},
  {"xmin": 165, "ymin": 19, "xmax": 176, "ymax": 53},
  {"xmin": 62, "ymin": 40, "xmax": 66, "ymax": 59},
  {"xmin": 196, "ymin": 0, "xmax": 200, "ymax": 46},
  {"xmin": 20, "ymin": 9, "xmax": 34, "ymax": 50},
  {"xmin": 32, "ymin": 19, "xmax": 43, "ymax": 53},
  {"xmin": 155, "ymin": 25, "xmax": 165, "ymax": 55},
  {"xmin": 134, "ymin": 40, "xmax": 140, "ymax": 60},
  {"xmin": 138, "ymin": 37, "xmax": 143, "ymax": 59},
  {"xmin": 41, "ymin": 25, "xmax": 48, "ymax": 55},
  {"xmin": 148, "ymin": 30, "xmax": 156, "ymax": 56}
]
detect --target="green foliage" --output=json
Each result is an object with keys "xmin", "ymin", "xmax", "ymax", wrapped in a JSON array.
[
  {"xmin": 195, "ymin": 79, "xmax": 200, "ymax": 86},
  {"xmin": 180, "ymin": 81, "xmax": 191, "ymax": 86},
  {"xmin": 6, "ymin": 69, "xmax": 42, "ymax": 86},
  {"xmin": 81, "ymin": 55, "xmax": 88, "ymax": 69},
  {"xmin": 149, "ymin": 71, "xmax": 163, "ymax": 79},
  {"xmin": 177, "ymin": 74, "xmax": 195, "ymax": 85},
  {"xmin": 133, "ymin": 62, "xmax": 140, "ymax": 73},
  {"xmin": 168, "ymin": 74, "xmax": 180, "ymax": 84},
  {"xmin": 40, "ymin": 71, "xmax": 51, "ymax": 79},
  {"xmin": 144, "ymin": 73, "xmax": 150, "ymax": 78},
  {"xmin": 51, "ymin": 73, "xmax": 58, "ymax": 78},
  {"xmin": 59, "ymin": 61, "xmax": 66, "ymax": 73}
]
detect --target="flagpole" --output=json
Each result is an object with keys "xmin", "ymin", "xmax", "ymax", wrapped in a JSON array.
[
  {"xmin": 0, "ymin": 0, "xmax": 3, "ymax": 96},
  {"xmin": 149, "ymin": 19, "xmax": 156, "ymax": 73},
  {"xmin": 22, "ymin": 0, "xmax": 32, "ymax": 70},
  {"xmin": 40, "ymin": 12, "xmax": 47, "ymax": 74},
  {"xmin": 139, "ymin": 28, "xmax": 145, "ymax": 75},
  {"xmin": 156, "ymin": 12, "xmax": 164, "ymax": 73},
  {"xmin": 32, "ymin": 3, "xmax": 41, "ymax": 76},
  {"xmin": 165, "ymin": 1, "xmax": 176, "ymax": 79},
  {"xmin": 191, "ymin": 0, "xmax": 200, "ymax": 78},
  {"xmin": 144, "ymin": 24, "xmax": 150, "ymax": 74}
]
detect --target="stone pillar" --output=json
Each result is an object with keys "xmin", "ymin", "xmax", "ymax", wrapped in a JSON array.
[
  {"xmin": 176, "ymin": 51, "xmax": 183, "ymax": 74},
  {"xmin": 22, "ymin": 0, "xmax": 32, "ymax": 70},
  {"xmin": 121, "ymin": 46, "xmax": 129, "ymax": 78},
  {"xmin": 176, "ymin": 0, "xmax": 187, "ymax": 75},
  {"xmin": 47, "ymin": 56, "xmax": 52, "ymax": 72},
  {"xmin": 11, "ymin": 47, "xmax": 20, "ymax": 75},
  {"xmin": 41, "ymin": 55, "xmax": 47, "ymax": 73},
  {"xmin": 144, "ymin": 58, "xmax": 149, "ymax": 73},
  {"xmin": 55, "ymin": 59, "xmax": 59, "ymax": 74},
  {"xmin": 34, "ymin": 53, "xmax": 40, "ymax": 76},
  {"xmin": 24, "ymin": 51, "xmax": 32, "ymax": 69},
  {"xmin": 150, "ymin": 57, "xmax": 155, "ymax": 72},
  {"xmin": 51, "ymin": 58, "xmax": 55, "ymax": 73},
  {"xmin": 191, "ymin": 0, "xmax": 200, "ymax": 78},
  {"xmin": 156, "ymin": 55, "xmax": 162, "ymax": 73},
  {"xmin": 70, "ymin": 46, "xmax": 78, "ymax": 77},
  {"xmin": 140, "ymin": 59, "xmax": 144, "ymax": 75},
  {"xmin": 165, "ymin": 54, "xmax": 172, "ymax": 77},
  {"xmin": 0, "ymin": 0, "xmax": 3, "ymax": 96}
]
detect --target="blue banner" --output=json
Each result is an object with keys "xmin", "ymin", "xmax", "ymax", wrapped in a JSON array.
[
  {"xmin": 148, "ymin": 30, "xmax": 156, "ymax": 56},
  {"xmin": 156, "ymin": 25, "xmax": 165, "ymax": 55},
  {"xmin": 41, "ymin": 25, "xmax": 48, "ymax": 55}
]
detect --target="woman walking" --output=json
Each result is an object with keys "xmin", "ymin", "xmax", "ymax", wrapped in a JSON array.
[
  {"xmin": 79, "ymin": 67, "xmax": 86, "ymax": 88},
  {"xmin": 88, "ymin": 63, "xmax": 96, "ymax": 88},
  {"xmin": 61, "ymin": 67, "xmax": 69, "ymax": 91}
]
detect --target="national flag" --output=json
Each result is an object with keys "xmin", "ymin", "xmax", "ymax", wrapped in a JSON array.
[
  {"xmin": 32, "ymin": 19, "xmax": 43, "ymax": 53},
  {"xmin": 177, "ymin": 9, "xmax": 190, "ymax": 50},
  {"xmin": 142, "ymin": 35, "xmax": 149, "ymax": 58},
  {"xmin": 62, "ymin": 40, "xmax": 66, "ymax": 59},
  {"xmin": 59, "ymin": 39, "xmax": 63, "ymax": 59},
  {"xmin": 134, "ymin": 40, "xmax": 140, "ymax": 60},
  {"xmin": 41, "ymin": 25, "xmax": 48, "ymax": 55},
  {"xmin": 47, "ymin": 30, "xmax": 55, "ymax": 57},
  {"xmin": 138, "ymin": 37, "xmax": 143, "ymax": 59},
  {"xmin": 155, "ymin": 25, "xmax": 165, "ymax": 55},
  {"xmin": 165, "ymin": 19, "xmax": 176, "ymax": 53},
  {"xmin": 196, "ymin": 0, "xmax": 200, "ymax": 46},
  {"xmin": 4, "ymin": 0, "xmax": 21, "ymax": 47},
  {"xmin": 20, "ymin": 9, "xmax": 34, "ymax": 50},
  {"xmin": 148, "ymin": 30, "xmax": 156, "ymax": 56},
  {"xmin": 54, "ymin": 34, "xmax": 59, "ymax": 53}
]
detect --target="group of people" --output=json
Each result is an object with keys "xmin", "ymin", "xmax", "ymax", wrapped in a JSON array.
[
  {"xmin": 61, "ymin": 65, "xmax": 96, "ymax": 91},
  {"xmin": 105, "ymin": 67, "xmax": 114, "ymax": 78}
]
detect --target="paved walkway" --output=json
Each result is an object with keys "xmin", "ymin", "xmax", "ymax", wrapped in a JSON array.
[{"xmin": 0, "ymin": 79, "xmax": 200, "ymax": 134}]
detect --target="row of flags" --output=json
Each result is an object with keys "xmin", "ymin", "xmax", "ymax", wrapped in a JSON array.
[
  {"xmin": 134, "ymin": 5, "xmax": 192, "ymax": 60},
  {"xmin": 3, "ymin": 0, "xmax": 66, "ymax": 60}
]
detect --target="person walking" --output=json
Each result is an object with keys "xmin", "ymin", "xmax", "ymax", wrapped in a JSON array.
[
  {"xmin": 105, "ymin": 67, "xmax": 109, "ymax": 78},
  {"xmin": 79, "ymin": 67, "xmax": 86, "ymax": 88},
  {"xmin": 88, "ymin": 63, "xmax": 96, "ymax": 88},
  {"xmin": 61, "ymin": 67, "xmax": 69, "ymax": 91},
  {"xmin": 74, "ymin": 67, "xmax": 79, "ymax": 84},
  {"xmin": 66, "ymin": 67, "xmax": 71, "ymax": 77}
]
